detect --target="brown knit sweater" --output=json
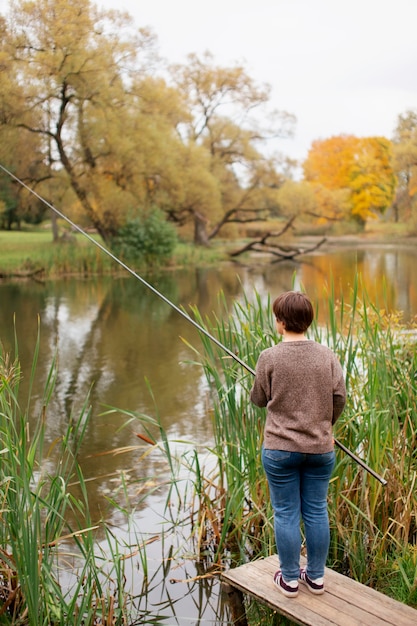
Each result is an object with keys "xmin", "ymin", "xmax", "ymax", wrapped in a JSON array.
[{"xmin": 250, "ymin": 340, "xmax": 346, "ymax": 453}]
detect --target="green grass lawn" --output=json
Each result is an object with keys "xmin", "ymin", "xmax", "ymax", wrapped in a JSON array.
[
  {"xmin": 0, "ymin": 230, "xmax": 55, "ymax": 268},
  {"xmin": 0, "ymin": 227, "xmax": 227, "ymax": 276},
  {"xmin": 0, "ymin": 227, "xmax": 113, "ymax": 276}
]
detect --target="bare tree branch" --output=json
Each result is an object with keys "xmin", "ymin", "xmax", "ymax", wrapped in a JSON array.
[
  {"xmin": 208, "ymin": 207, "xmax": 268, "ymax": 239},
  {"xmin": 230, "ymin": 217, "xmax": 326, "ymax": 261}
]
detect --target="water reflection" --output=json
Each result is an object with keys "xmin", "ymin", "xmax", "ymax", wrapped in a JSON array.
[
  {"xmin": 117, "ymin": 515, "xmax": 231, "ymax": 624},
  {"xmin": 303, "ymin": 244, "xmax": 417, "ymax": 318}
]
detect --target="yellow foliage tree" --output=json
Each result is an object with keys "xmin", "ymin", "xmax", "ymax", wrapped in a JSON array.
[
  {"xmin": 1, "ymin": 2, "xmax": 296, "ymax": 246},
  {"xmin": 303, "ymin": 135, "xmax": 396, "ymax": 225},
  {"xmin": 392, "ymin": 109, "xmax": 417, "ymax": 223},
  {"xmin": 170, "ymin": 52, "xmax": 296, "ymax": 244},
  {"xmin": 349, "ymin": 137, "xmax": 396, "ymax": 221},
  {"xmin": 303, "ymin": 135, "xmax": 357, "ymax": 191},
  {"xmin": 1, "ymin": 0, "xmax": 185, "ymax": 242}
]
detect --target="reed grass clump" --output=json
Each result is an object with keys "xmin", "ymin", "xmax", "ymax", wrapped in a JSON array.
[
  {"xmin": 132, "ymin": 281, "xmax": 417, "ymax": 607},
  {"xmin": 46, "ymin": 239, "xmax": 115, "ymax": 276},
  {"xmin": 0, "ymin": 337, "xmax": 145, "ymax": 624}
]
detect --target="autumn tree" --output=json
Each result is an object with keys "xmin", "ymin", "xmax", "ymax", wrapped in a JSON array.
[
  {"xmin": 168, "ymin": 52, "xmax": 296, "ymax": 244},
  {"xmin": 391, "ymin": 109, "xmax": 417, "ymax": 224},
  {"xmin": 303, "ymin": 135, "xmax": 396, "ymax": 226},
  {"xmin": 275, "ymin": 180, "xmax": 318, "ymax": 219},
  {"xmin": 349, "ymin": 137, "xmax": 396, "ymax": 222},
  {"xmin": 1, "ymin": 2, "xmax": 296, "ymax": 249},
  {"xmin": 1, "ymin": 0, "xmax": 185, "ymax": 243},
  {"xmin": 0, "ymin": 14, "xmax": 49, "ymax": 228}
]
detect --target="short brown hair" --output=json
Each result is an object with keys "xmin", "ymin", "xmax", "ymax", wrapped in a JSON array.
[{"xmin": 272, "ymin": 291, "xmax": 314, "ymax": 333}]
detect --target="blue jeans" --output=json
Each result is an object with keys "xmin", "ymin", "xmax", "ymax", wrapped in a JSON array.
[{"xmin": 262, "ymin": 447, "xmax": 335, "ymax": 581}]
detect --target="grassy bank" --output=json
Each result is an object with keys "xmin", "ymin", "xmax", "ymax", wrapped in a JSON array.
[
  {"xmin": 0, "ymin": 230, "xmax": 114, "ymax": 277},
  {"xmin": 0, "ymin": 220, "xmax": 415, "ymax": 279},
  {"xmin": 0, "ymin": 228, "xmax": 228, "ymax": 278}
]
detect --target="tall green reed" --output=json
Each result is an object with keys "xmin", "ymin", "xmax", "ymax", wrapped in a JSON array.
[
  {"xmin": 183, "ymin": 291, "xmax": 277, "ymax": 563},
  {"xmin": 325, "ymin": 287, "xmax": 417, "ymax": 587},
  {"xmin": 0, "ymin": 333, "xmax": 144, "ymax": 624},
  {"xmin": 130, "ymin": 279, "xmax": 417, "ymax": 605}
]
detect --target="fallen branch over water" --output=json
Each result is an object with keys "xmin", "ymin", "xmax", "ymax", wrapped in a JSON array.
[
  {"xmin": 230, "ymin": 234, "xmax": 326, "ymax": 260},
  {"xmin": 229, "ymin": 215, "xmax": 327, "ymax": 260}
]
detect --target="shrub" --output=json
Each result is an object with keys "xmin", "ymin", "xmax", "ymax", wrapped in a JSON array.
[{"xmin": 111, "ymin": 209, "xmax": 177, "ymax": 266}]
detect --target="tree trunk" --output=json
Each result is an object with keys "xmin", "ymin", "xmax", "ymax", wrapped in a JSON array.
[
  {"xmin": 193, "ymin": 211, "xmax": 209, "ymax": 246},
  {"xmin": 50, "ymin": 209, "xmax": 59, "ymax": 242}
]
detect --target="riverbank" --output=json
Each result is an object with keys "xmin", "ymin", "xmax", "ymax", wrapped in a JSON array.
[
  {"xmin": 0, "ymin": 229, "xmax": 229, "ymax": 278},
  {"xmin": 316, "ymin": 232, "xmax": 417, "ymax": 248},
  {"xmin": 0, "ymin": 222, "xmax": 415, "ymax": 279}
]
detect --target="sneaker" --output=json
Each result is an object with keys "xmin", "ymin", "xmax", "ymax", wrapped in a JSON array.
[
  {"xmin": 298, "ymin": 568, "xmax": 324, "ymax": 595},
  {"xmin": 273, "ymin": 570, "xmax": 299, "ymax": 598}
]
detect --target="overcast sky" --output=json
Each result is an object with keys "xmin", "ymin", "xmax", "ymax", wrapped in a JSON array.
[{"xmin": 96, "ymin": 0, "xmax": 417, "ymax": 163}]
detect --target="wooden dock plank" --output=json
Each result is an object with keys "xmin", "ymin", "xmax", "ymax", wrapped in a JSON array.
[{"xmin": 221, "ymin": 556, "xmax": 417, "ymax": 626}]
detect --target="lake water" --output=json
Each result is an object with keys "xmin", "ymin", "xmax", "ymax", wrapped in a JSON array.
[{"xmin": 0, "ymin": 241, "xmax": 416, "ymax": 622}]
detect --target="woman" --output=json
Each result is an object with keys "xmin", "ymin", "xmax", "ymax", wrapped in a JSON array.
[{"xmin": 250, "ymin": 291, "xmax": 346, "ymax": 598}]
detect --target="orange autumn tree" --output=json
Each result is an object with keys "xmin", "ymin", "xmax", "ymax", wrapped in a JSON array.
[{"xmin": 303, "ymin": 135, "xmax": 396, "ymax": 226}]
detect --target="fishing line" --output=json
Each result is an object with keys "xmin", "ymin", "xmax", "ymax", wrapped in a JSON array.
[{"xmin": 0, "ymin": 163, "xmax": 387, "ymax": 485}]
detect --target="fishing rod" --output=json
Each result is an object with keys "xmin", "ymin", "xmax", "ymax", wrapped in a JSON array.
[{"xmin": 0, "ymin": 163, "xmax": 387, "ymax": 486}]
